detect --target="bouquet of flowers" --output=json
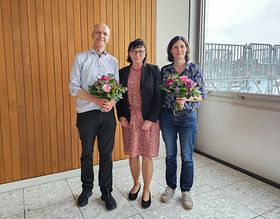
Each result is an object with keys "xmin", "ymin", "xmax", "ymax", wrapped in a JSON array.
[
  {"xmin": 88, "ymin": 74, "xmax": 126, "ymax": 101},
  {"xmin": 161, "ymin": 73, "xmax": 200, "ymax": 110}
]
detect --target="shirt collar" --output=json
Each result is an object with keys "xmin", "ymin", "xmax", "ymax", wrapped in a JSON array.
[{"xmin": 89, "ymin": 48, "xmax": 108, "ymax": 56}]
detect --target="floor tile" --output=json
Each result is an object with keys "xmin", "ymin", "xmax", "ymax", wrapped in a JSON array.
[
  {"xmin": 219, "ymin": 181, "xmax": 280, "ymax": 214},
  {"xmin": 1, "ymin": 213, "xmax": 25, "ymax": 219},
  {"xmin": 24, "ymin": 180, "xmax": 74, "ymax": 211},
  {"xmin": 261, "ymin": 207, "xmax": 280, "ymax": 219},
  {"xmin": 141, "ymin": 202, "xmax": 203, "ymax": 218},
  {"xmin": 195, "ymin": 164, "xmax": 244, "ymax": 188},
  {"xmin": 25, "ymin": 200, "xmax": 83, "ymax": 219},
  {"xmin": 0, "ymin": 189, "xmax": 24, "ymax": 218},
  {"xmin": 247, "ymin": 178, "xmax": 280, "ymax": 197},
  {"xmin": 191, "ymin": 177, "xmax": 215, "ymax": 196},
  {"xmin": 193, "ymin": 190, "xmax": 258, "ymax": 218},
  {"xmin": 125, "ymin": 215, "xmax": 143, "ymax": 219}
]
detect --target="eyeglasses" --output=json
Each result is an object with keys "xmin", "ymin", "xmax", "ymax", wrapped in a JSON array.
[{"xmin": 130, "ymin": 50, "xmax": 146, "ymax": 56}]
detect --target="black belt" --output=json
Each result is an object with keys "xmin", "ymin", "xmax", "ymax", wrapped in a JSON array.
[{"xmin": 164, "ymin": 108, "xmax": 190, "ymax": 116}]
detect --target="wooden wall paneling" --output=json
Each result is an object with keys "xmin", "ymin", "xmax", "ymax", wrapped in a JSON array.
[
  {"xmin": 10, "ymin": 0, "xmax": 28, "ymax": 179},
  {"xmin": 130, "ymin": 0, "xmax": 135, "ymax": 40},
  {"xmin": 100, "ymin": 0, "xmax": 106, "ymax": 23},
  {"xmin": 73, "ymin": 0, "xmax": 83, "ymax": 165},
  {"xmin": 135, "ymin": 0, "xmax": 140, "ymax": 38},
  {"xmin": 67, "ymin": 0, "xmax": 79, "ymax": 169},
  {"xmin": 106, "ymin": 0, "xmax": 113, "ymax": 56},
  {"xmin": 121, "ymin": 0, "xmax": 130, "ymax": 160},
  {"xmin": 146, "ymin": 0, "xmax": 152, "ymax": 63},
  {"xmin": 151, "ymin": 0, "xmax": 156, "ymax": 62},
  {"xmin": 28, "ymin": 0, "xmax": 45, "ymax": 176},
  {"xmin": 0, "ymin": 3, "xmax": 3, "ymax": 183},
  {"xmin": 0, "ymin": 0, "xmax": 13, "ymax": 183},
  {"xmin": 93, "ymin": 0, "xmax": 100, "ymax": 26},
  {"xmin": 0, "ymin": 115, "xmax": 4, "ymax": 183},
  {"xmin": 112, "ymin": 0, "xmax": 119, "ymax": 160},
  {"xmin": 59, "ymin": 0, "xmax": 72, "ymax": 170},
  {"xmin": 1, "ymin": 0, "xmax": 20, "ymax": 182},
  {"xmin": 18, "ymin": 0, "xmax": 36, "ymax": 178},
  {"xmin": 87, "ymin": 0, "xmax": 94, "ymax": 49},
  {"xmin": 44, "ymin": 0, "xmax": 59, "ymax": 173},
  {"xmin": 80, "ymin": 0, "xmax": 88, "ymax": 51},
  {"xmin": 115, "ymin": 0, "xmax": 125, "ymax": 160},
  {"xmin": 140, "ymin": 0, "xmax": 147, "ymax": 42},
  {"xmin": 36, "ymin": 0, "xmax": 52, "ymax": 175},
  {"xmin": 118, "ymin": 0, "xmax": 125, "ymax": 68},
  {"xmin": 0, "ymin": 0, "xmax": 156, "ymax": 183},
  {"xmin": 52, "ymin": 0, "xmax": 65, "ymax": 172}
]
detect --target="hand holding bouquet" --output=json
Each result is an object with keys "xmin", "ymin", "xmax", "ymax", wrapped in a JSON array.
[
  {"xmin": 88, "ymin": 74, "xmax": 126, "ymax": 102},
  {"xmin": 161, "ymin": 73, "xmax": 201, "ymax": 110}
]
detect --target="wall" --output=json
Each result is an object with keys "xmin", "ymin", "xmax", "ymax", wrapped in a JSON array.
[
  {"xmin": 0, "ymin": 0, "xmax": 157, "ymax": 184},
  {"xmin": 156, "ymin": 0, "xmax": 189, "ymax": 67},
  {"xmin": 197, "ymin": 93, "xmax": 280, "ymax": 184}
]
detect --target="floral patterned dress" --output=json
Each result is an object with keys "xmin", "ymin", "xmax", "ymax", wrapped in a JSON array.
[{"xmin": 122, "ymin": 67, "xmax": 160, "ymax": 158}]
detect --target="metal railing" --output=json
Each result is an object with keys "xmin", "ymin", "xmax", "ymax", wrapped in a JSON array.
[{"xmin": 203, "ymin": 43, "xmax": 280, "ymax": 95}]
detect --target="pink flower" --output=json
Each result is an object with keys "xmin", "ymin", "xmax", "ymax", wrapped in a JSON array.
[
  {"xmin": 102, "ymin": 84, "xmax": 111, "ymax": 92},
  {"xmin": 180, "ymin": 75, "xmax": 189, "ymax": 83},
  {"xmin": 101, "ymin": 76, "xmax": 109, "ymax": 81},
  {"xmin": 166, "ymin": 79, "xmax": 174, "ymax": 86}
]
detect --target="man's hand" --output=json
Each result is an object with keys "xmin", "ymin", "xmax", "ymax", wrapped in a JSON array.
[{"xmin": 99, "ymin": 99, "xmax": 116, "ymax": 112}]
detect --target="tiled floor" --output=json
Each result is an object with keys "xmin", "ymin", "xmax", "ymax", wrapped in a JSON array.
[{"xmin": 0, "ymin": 153, "xmax": 279, "ymax": 219}]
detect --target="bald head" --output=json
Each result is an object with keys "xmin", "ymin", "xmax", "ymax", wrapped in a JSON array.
[
  {"xmin": 91, "ymin": 23, "xmax": 111, "ymax": 53},
  {"xmin": 93, "ymin": 23, "xmax": 110, "ymax": 35}
]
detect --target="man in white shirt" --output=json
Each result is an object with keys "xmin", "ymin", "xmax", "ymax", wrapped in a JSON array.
[{"xmin": 69, "ymin": 23, "xmax": 118, "ymax": 210}]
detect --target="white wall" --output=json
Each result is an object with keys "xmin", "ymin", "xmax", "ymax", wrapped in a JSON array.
[
  {"xmin": 197, "ymin": 95, "xmax": 280, "ymax": 184},
  {"xmin": 156, "ymin": 0, "xmax": 189, "ymax": 68},
  {"xmin": 156, "ymin": 0, "xmax": 190, "ymax": 156}
]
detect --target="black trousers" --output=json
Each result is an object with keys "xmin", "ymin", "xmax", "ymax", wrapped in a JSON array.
[{"xmin": 76, "ymin": 109, "xmax": 116, "ymax": 193}]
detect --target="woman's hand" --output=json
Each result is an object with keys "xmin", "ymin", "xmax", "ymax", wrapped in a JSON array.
[
  {"xmin": 141, "ymin": 120, "xmax": 152, "ymax": 131},
  {"xmin": 186, "ymin": 95, "xmax": 203, "ymax": 102},
  {"xmin": 176, "ymin": 97, "xmax": 186, "ymax": 108},
  {"xmin": 119, "ymin": 117, "xmax": 129, "ymax": 128}
]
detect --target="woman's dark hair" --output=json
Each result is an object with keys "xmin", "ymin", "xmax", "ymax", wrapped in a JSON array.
[
  {"xmin": 126, "ymin": 38, "xmax": 147, "ymax": 64},
  {"xmin": 167, "ymin": 36, "xmax": 190, "ymax": 62}
]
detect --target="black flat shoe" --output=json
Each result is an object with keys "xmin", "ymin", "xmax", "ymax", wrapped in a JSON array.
[
  {"xmin": 128, "ymin": 184, "xmax": 141, "ymax": 201},
  {"xmin": 141, "ymin": 191, "xmax": 151, "ymax": 208}
]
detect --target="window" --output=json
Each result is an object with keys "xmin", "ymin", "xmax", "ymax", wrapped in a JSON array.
[{"xmin": 204, "ymin": 0, "xmax": 280, "ymax": 96}]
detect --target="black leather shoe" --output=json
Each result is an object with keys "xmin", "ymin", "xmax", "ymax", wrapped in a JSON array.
[
  {"xmin": 77, "ymin": 190, "xmax": 93, "ymax": 207},
  {"xmin": 101, "ymin": 190, "xmax": 117, "ymax": 210},
  {"xmin": 141, "ymin": 191, "xmax": 151, "ymax": 208},
  {"xmin": 128, "ymin": 184, "xmax": 141, "ymax": 201}
]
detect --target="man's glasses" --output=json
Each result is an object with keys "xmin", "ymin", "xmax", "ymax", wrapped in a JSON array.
[{"xmin": 130, "ymin": 50, "xmax": 146, "ymax": 56}]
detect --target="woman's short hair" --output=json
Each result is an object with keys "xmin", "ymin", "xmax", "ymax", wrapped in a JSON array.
[
  {"xmin": 167, "ymin": 36, "xmax": 190, "ymax": 62},
  {"xmin": 126, "ymin": 38, "xmax": 147, "ymax": 64}
]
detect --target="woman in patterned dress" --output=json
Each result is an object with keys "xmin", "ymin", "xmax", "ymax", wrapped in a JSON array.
[{"xmin": 116, "ymin": 39, "xmax": 161, "ymax": 208}]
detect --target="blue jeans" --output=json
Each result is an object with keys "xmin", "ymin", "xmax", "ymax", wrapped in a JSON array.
[{"xmin": 160, "ymin": 110, "xmax": 197, "ymax": 192}]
